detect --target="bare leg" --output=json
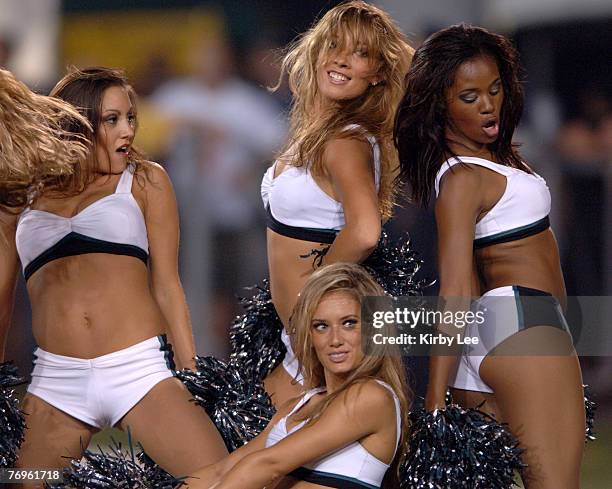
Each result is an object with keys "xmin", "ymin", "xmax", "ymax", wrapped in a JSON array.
[
  {"xmin": 480, "ymin": 327, "xmax": 584, "ymax": 489},
  {"xmin": 264, "ymin": 364, "xmax": 304, "ymax": 409},
  {"xmin": 118, "ymin": 377, "xmax": 228, "ymax": 478},
  {"xmin": 450, "ymin": 388, "xmax": 500, "ymax": 418},
  {"xmin": 14, "ymin": 393, "xmax": 96, "ymax": 489}
]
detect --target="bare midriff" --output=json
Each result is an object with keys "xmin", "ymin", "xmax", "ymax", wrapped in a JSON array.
[
  {"xmin": 26, "ymin": 254, "xmax": 165, "ymax": 358},
  {"xmin": 475, "ymin": 228, "xmax": 567, "ymax": 307},
  {"xmin": 267, "ymin": 229, "xmax": 330, "ymax": 328}
]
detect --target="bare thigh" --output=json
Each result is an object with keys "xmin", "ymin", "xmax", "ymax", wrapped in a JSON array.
[
  {"xmin": 450, "ymin": 388, "xmax": 500, "ymax": 419},
  {"xmin": 118, "ymin": 377, "xmax": 228, "ymax": 478},
  {"xmin": 264, "ymin": 364, "xmax": 305, "ymax": 409},
  {"xmin": 479, "ymin": 327, "xmax": 584, "ymax": 489},
  {"xmin": 14, "ymin": 393, "xmax": 96, "ymax": 489}
]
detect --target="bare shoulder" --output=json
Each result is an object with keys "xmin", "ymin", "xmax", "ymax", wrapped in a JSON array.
[
  {"xmin": 322, "ymin": 136, "xmax": 373, "ymax": 170},
  {"xmin": 133, "ymin": 160, "xmax": 173, "ymax": 193},
  {"xmin": 335, "ymin": 380, "xmax": 397, "ymax": 420},
  {"xmin": 438, "ymin": 163, "xmax": 482, "ymax": 194},
  {"xmin": 436, "ymin": 163, "xmax": 484, "ymax": 209},
  {"xmin": 321, "ymin": 137, "xmax": 376, "ymax": 190}
]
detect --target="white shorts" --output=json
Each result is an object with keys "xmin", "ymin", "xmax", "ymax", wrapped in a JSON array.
[
  {"xmin": 280, "ymin": 328, "xmax": 304, "ymax": 384},
  {"xmin": 451, "ymin": 285, "xmax": 571, "ymax": 393},
  {"xmin": 27, "ymin": 335, "xmax": 175, "ymax": 428}
]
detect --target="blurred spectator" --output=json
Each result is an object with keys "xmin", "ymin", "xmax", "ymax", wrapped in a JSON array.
[
  {"xmin": 133, "ymin": 52, "xmax": 172, "ymax": 98},
  {"xmin": 556, "ymin": 89, "xmax": 611, "ymax": 297},
  {"xmin": 240, "ymin": 36, "xmax": 292, "ymax": 110},
  {"xmin": 557, "ymin": 90, "xmax": 611, "ymax": 165},
  {"xmin": 0, "ymin": 36, "xmax": 12, "ymax": 67},
  {"xmin": 555, "ymin": 89, "xmax": 612, "ymax": 401},
  {"xmin": 151, "ymin": 33, "xmax": 286, "ymax": 356}
]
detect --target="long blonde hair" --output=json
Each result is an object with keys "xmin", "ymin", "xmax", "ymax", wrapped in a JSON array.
[
  {"xmin": 290, "ymin": 262, "xmax": 411, "ymax": 454},
  {"xmin": 275, "ymin": 1, "xmax": 413, "ymax": 219},
  {"xmin": 0, "ymin": 69, "xmax": 91, "ymax": 210}
]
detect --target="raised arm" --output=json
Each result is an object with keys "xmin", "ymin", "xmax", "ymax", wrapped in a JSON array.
[
  {"xmin": 210, "ymin": 381, "xmax": 396, "ymax": 489},
  {"xmin": 320, "ymin": 137, "xmax": 381, "ymax": 265},
  {"xmin": 0, "ymin": 211, "xmax": 19, "ymax": 362},
  {"xmin": 426, "ymin": 165, "xmax": 482, "ymax": 411},
  {"xmin": 142, "ymin": 162, "xmax": 197, "ymax": 371}
]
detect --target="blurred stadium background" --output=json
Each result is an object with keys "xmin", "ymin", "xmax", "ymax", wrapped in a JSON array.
[{"xmin": 1, "ymin": 0, "xmax": 610, "ymax": 486}]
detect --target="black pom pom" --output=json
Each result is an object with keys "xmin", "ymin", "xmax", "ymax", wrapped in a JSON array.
[
  {"xmin": 402, "ymin": 404, "xmax": 524, "ymax": 489},
  {"xmin": 227, "ymin": 233, "xmax": 429, "ymax": 385},
  {"xmin": 178, "ymin": 357, "xmax": 276, "ymax": 451},
  {"xmin": 363, "ymin": 230, "xmax": 433, "ymax": 298},
  {"xmin": 584, "ymin": 384, "xmax": 596, "ymax": 442},
  {"xmin": 228, "ymin": 280, "xmax": 286, "ymax": 382},
  {"xmin": 0, "ymin": 362, "xmax": 26, "ymax": 468},
  {"xmin": 47, "ymin": 435, "xmax": 186, "ymax": 489}
]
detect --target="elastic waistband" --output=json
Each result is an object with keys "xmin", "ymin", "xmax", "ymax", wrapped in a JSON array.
[
  {"xmin": 33, "ymin": 335, "xmax": 167, "ymax": 368},
  {"xmin": 482, "ymin": 285, "xmax": 553, "ymax": 298}
]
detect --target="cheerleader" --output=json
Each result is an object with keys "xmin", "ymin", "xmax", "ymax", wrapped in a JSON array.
[
  {"xmin": 261, "ymin": 0, "xmax": 414, "ymax": 407},
  {"xmin": 0, "ymin": 68, "xmax": 227, "ymax": 486},
  {"xmin": 394, "ymin": 24, "xmax": 584, "ymax": 488},
  {"xmin": 190, "ymin": 263, "xmax": 409, "ymax": 489}
]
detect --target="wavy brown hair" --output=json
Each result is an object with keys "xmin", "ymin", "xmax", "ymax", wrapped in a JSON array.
[
  {"xmin": 47, "ymin": 67, "xmax": 147, "ymax": 197},
  {"xmin": 394, "ymin": 24, "xmax": 528, "ymax": 206},
  {"xmin": 274, "ymin": 1, "xmax": 413, "ymax": 220},
  {"xmin": 0, "ymin": 69, "xmax": 91, "ymax": 210},
  {"xmin": 290, "ymin": 262, "xmax": 410, "ymax": 483}
]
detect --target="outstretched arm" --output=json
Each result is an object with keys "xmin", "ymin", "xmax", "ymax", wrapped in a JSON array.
[{"xmin": 143, "ymin": 162, "xmax": 197, "ymax": 371}]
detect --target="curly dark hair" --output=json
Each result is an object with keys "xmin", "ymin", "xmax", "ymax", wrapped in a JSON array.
[{"xmin": 393, "ymin": 24, "xmax": 527, "ymax": 206}]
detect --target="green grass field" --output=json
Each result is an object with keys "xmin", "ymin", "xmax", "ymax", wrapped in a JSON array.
[{"xmin": 581, "ymin": 421, "xmax": 612, "ymax": 488}]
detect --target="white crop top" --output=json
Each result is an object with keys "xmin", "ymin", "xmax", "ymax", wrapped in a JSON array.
[
  {"xmin": 435, "ymin": 156, "xmax": 551, "ymax": 248},
  {"xmin": 16, "ymin": 164, "xmax": 149, "ymax": 281},
  {"xmin": 265, "ymin": 380, "xmax": 401, "ymax": 489},
  {"xmin": 261, "ymin": 126, "xmax": 381, "ymax": 243}
]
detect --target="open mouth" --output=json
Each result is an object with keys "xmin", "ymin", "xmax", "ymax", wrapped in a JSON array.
[
  {"xmin": 481, "ymin": 119, "xmax": 499, "ymax": 139},
  {"xmin": 328, "ymin": 70, "xmax": 350, "ymax": 84},
  {"xmin": 116, "ymin": 144, "xmax": 130, "ymax": 155}
]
